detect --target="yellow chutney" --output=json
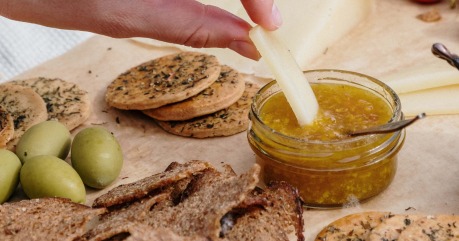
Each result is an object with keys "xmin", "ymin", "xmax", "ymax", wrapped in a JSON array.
[{"xmin": 247, "ymin": 69, "xmax": 405, "ymax": 208}]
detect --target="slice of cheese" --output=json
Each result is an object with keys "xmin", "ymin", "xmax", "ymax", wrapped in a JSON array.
[
  {"xmin": 398, "ymin": 85, "xmax": 459, "ymax": 117},
  {"xmin": 383, "ymin": 64, "xmax": 459, "ymax": 94},
  {"xmin": 237, "ymin": 0, "xmax": 375, "ymax": 71},
  {"xmin": 133, "ymin": 0, "xmax": 374, "ymax": 78}
]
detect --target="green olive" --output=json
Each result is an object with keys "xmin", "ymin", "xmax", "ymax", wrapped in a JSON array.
[
  {"xmin": 71, "ymin": 127, "xmax": 123, "ymax": 189},
  {"xmin": 0, "ymin": 149, "xmax": 21, "ymax": 204},
  {"xmin": 20, "ymin": 155, "xmax": 86, "ymax": 203},
  {"xmin": 16, "ymin": 120, "xmax": 71, "ymax": 163}
]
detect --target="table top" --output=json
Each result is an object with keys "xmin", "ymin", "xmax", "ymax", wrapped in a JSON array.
[{"xmin": 7, "ymin": 0, "xmax": 459, "ymax": 240}]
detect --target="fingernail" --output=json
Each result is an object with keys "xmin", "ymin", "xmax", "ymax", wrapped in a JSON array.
[
  {"xmin": 229, "ymin": 40, "xmax": 261, "ymax": 60},
  {"xmin": 271, "ymin": 4, "xmax": 283, "ymax": 28}
]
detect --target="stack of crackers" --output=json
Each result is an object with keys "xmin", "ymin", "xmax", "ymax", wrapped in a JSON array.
[
  {"xmin": 0, "ymin": 160, "xmax": 305, "ymax": 241},
  {"xmin": 0, "ymin": 77, "xmax": 90, "ymax": 150},
  {"xmin": 315, "ymin": 211, "xmax": 459, "ymax": 241},
  {"xmin": 105, "ymin": 52, "xmax": 259, "ymax": 138}
]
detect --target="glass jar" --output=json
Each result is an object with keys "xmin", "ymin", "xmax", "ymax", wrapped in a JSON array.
[{"xmin": 247, "ymin": 69, "xmax": 405, "ymax": 208}]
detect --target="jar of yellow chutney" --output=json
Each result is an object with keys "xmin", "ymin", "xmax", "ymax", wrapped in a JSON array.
[{"xmin": 247, "ymin": 69, "xmax": 405, "ymax": 208}]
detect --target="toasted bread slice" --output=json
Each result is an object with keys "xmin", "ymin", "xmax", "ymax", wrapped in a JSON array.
[
  {"xmin": 0, "ymin": 198, "xmax": 105, "ymax": 241},
  {"xmin": 92, "ymin": 160, "xmax": 212, "ymax": 208},
  {"xmin": 222, "ymin": 181, "xmax": 304, "ymax": 241}
]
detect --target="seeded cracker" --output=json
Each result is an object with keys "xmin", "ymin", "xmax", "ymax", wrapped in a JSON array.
[
  {"xmin": 9, "ymin": 77, "xmax": 91, "ymax": 130},
  {"xmin": 0, "ymin": 105, "xmax": 14, "ymax": 148},
  {"xmin": 0, "ymin": 84, "xmax": 48, "ymax": 150},
  {"xmin": 368, "ymin": 214, "xmax": 423, "ymax": 241},
  {"xmin": 155, "ymin": 82, "xmax": 258, "ymax": 138},
  {"xmin": 143, "ymin": 65, "xmax": 245, "ymax": 121},
  {"xmin": 105, "ymin": 52, "xmax": 221, "ymax": 110},
  {"xmin": 315, "ymin": 212, "xmax": 391, "ymax": 241},
  {"xmin": 397, "ymin": 215, "xmax": 459, "ymax": 241}
]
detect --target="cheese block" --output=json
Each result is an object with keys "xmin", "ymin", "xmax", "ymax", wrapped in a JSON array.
[
  {"xmin": 383, "ymin": 64, "xmax": 459, "ymax": 94},
  {"xmin": 398, "ymin": 85, "xmax": 459, "ymax": 117},
  {"xmin": 133, "ymin": 0, "xmax": 374, "ymax": 78}
]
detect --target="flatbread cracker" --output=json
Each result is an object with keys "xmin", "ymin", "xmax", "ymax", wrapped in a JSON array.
[
  {"xmin": 105, "ymin": 52, "xmax": 221, "ymax": 110},
  {"xmin": 398, "ymin": 215, "xmax": 459, "ymax": 241},
  {"xmin": 143, "ymin": 65, "xmax": 245, "ymax": 121},
  {"xmin": 368, "ymin": 214, "xmax": 423, "ymax": 241},
  {"xmin": 156, "ymin": 82, "xmax": 258, "ymax": 138},
  {"xmin": 315, "ymin": 211, "xmax": 391, "ymax": 241},
  {"xmin": 0, "ymin": 84, "xmax": 48, "ymax": 150},
  {"xmin": 9, "ymin": 77, "xmax": 91, "ymax": 130},
  {"xmin": 0, "ymin": 105, "xmax": 14, "ymax": 148}
]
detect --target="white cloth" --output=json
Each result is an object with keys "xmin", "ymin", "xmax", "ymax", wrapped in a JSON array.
[{"xmin": 0, "ymin": 17, "xmax": 93, "ymax": 83}]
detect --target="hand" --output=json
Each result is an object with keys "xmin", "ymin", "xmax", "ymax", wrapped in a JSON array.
[{"xmin": 0, "ymin": 0, "xmax": 282, "ymax": 60}]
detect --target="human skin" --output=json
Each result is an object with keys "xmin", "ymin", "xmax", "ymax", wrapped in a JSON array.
[{"xmin": 0, "ymin": 0, "xmax": 282, "ymax": 60}]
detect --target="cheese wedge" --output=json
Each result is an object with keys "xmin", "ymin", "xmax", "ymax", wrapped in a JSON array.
[
  {"xmin": 383, "ymin": 64, "xmax": 459, "ymax": 94},
  {"xmin": 398, "ymin": 85, "xmax": 459, "ymax": 117},
  {"xmin": 133, "ymin": 0, "xmax": 374, "ymax": 78}
]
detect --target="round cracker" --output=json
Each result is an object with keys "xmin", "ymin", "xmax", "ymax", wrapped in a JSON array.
[
  {"xmin": 143, "ymin": 65, "xmax": 245, "ymax": 121},
  {"xmin": 155, "ymin": 82, "xmax": 258, "ymax": 138},
  {"xmin": 315, "ymin": 212, "xmax": 391, "ymax": 241},
  {"xmin": 397, "ymin": 215, "xmax": 459, "ymax": 241},
  {"xmin": 0, "ymin": 84, "xmax": 48, "ymax": 150},
  {"xmin": 105, "ymin": 52, "xmax": 221, "ymax": 110},
  {"xmin": 9, "ymin": 77, "xmax": 91, "ymax": 130},
  {"xmin": 0, "ymin": 105, "xmax": 14, "ymax": 148},
  {"xmin": 368, "ymin": 214, "xmax": 423, "ymax": 241}
]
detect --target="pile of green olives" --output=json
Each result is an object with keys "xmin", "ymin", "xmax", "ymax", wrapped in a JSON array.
[{"xmin": 0, "ymin": 120, "xmax": 123, "ymax": 204}]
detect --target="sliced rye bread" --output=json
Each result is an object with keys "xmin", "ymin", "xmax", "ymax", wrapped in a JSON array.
[
  {"xmin": 315, "ymin": 211, "xmax": 392, "ymax": 241},
  {"xmin": 0, "ymin": 105, "xmax": 14, "ymax": 148},
  {"xmin": 0, "ymin": 198, "xmax": 105, "ymax": 241},
  {"xmin": 368, "ymin": 214, "xmax": 423, "ymax": 241},
  {"xmin": 86, "ymin": 160, "xmax": 304, "ymax": 241},
  {"xmin": 9, "ymin": 77, "xmax": 91, "ymax": 131},
  {"xmin": 155, "ymin": 82, "xmax": 258, "ymax": 138},
  {"xmin": 92, "ymin": 160, "xmax": 212, "ymax": 208},
  {"xmin": 221, "ymin": 181, "xmax": 305, "ymax": 241},
  {"xmin": 143, "ymin": 65, "xmax": 245, "ymax": 121},
  {"xmin": 0, "ymin": 84, "xmax": 48, "ymax": 150},
  {"xmin": 105, "ymin": 52, "xmax": 221, "ymax": 110}
]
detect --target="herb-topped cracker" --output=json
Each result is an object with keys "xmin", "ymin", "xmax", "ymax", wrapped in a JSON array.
[
  {"xmin": 368, "ymin": 214, "xmax": 423, "ymax": 241},
  {"xmin": 397, "ymin": 215, "xmax": 459, "ymax": 241},
  {"xmin": 0, "ymin": 105, "xmax": 14, "ymax": 148},
  {"xmin": 315, "ymin": 212, "xmax": 391, "ymax": 241},
  {"xmin": 143, "ymin": 65, "xmax": 245, "ymax": 121},
  {"xmin": 9, "ymin": 77, "xmax": 91, "ymax": 131},
  {"xmin": 155, "ymin": 82, "xmax": 258, "ymax": 138},
  {"xmin": 0, "ymin": 84, "xmax": 48, "ymax": 150},
  {"xmin": 105, "ymin": 52, "xmax": 221, "ymax": 110}
]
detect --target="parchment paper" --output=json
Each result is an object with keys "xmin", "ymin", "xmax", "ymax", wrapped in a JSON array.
[{"xmin": 8, "ymin": 0, "xmax": 459, "ymax": 240}]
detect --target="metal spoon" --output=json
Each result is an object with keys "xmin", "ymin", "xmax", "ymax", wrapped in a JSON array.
[
  {"xmin": 431, "ymin": 43, "xmax": 459, "ymax": 70},
  {"xmin": 349, "ymin": 113, "xmax": 426, "ymax": 137}
]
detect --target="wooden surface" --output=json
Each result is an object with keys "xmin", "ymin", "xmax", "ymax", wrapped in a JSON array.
[{"xmin": 8, "ymin": 0, "xmax": 459, "ymax": 240}]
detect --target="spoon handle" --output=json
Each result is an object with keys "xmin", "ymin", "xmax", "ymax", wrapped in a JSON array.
[
  {"xmin": 431, "ymin": 43, "xmax": 459, "ymax": 70},
  {"xmin": 349, "ymin": 113, "xmax": 426, "ymax": 137}
]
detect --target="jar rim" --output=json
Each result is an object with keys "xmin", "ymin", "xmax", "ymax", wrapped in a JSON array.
[{"xmin": 250, "ymin": 69, "xmax": 403, "ymax": 146}]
